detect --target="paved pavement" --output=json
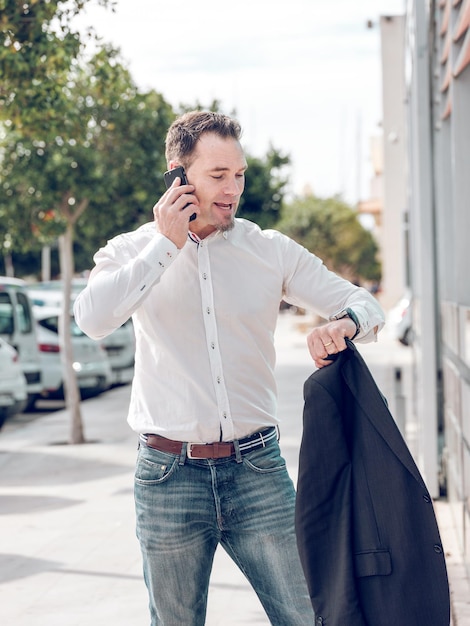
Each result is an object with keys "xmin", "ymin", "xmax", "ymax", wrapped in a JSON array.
[{"xmin": 0, "ymin": 312, "xmax": 469, "ymax": 625}]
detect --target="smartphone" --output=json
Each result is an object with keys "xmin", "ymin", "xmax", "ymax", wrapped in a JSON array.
[{"xmin": 163, "ymin": 166, "xmax": 196, "ymax": 222}]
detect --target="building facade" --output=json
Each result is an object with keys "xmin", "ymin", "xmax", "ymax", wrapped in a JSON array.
[{"xmin": 397, "ymin": 0, "xmax": 470, "ymax": 577}]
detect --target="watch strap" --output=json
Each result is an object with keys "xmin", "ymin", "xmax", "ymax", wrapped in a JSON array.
[
  {"xmin": 330, "ymin": 307, "xmax": 361, "ymax": 339},
  {"xmin": 345, "ymin": 307, "xmax": 360, "ymax": 339}
]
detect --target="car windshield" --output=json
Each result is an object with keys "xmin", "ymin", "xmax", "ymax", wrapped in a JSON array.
[{"xmin": 38, "ymin": 315, "xmax": 86, "ymax": 337}]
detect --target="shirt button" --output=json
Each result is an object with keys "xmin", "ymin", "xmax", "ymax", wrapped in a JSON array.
[
  {"xmin": 211, "ymin": 342, "xmax": 215, "ymax": 349},
  {"xmin": 206, "ymin": 307, "xmax": 211, "ymax": 314},
  {"xmin": 202, "ymin": 273, "xmax": 207, "ymax": 280},
  {"xmin": 217, "ymin": 376, "xmax": 221, "ymax": 384}
]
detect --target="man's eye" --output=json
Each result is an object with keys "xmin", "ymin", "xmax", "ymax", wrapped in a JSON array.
[{"xmin": 212, "ymin": 175, "xmax": 223, "ymax": 180}]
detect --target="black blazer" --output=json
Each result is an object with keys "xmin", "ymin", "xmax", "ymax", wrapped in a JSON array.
[{"xmin": 295, "ymin": 340, "xmax": 450, "ymax": 626}]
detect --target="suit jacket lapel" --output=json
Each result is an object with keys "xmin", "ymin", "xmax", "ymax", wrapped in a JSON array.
[{"xmin": 340, "ymin": 341, "xmax": 427, "ymax": 489}]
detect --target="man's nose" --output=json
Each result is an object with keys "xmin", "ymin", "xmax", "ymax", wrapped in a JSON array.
[{"xmin": 223, "ymin": 177, "xmax": 241, "ymax": 196}]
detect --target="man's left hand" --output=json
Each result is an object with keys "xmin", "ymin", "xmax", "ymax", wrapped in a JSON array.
[{"xmin": 306, "ymin": 318, "xmax": 357, "ymax": 369}]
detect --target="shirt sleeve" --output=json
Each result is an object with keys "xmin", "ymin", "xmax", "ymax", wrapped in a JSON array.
[
  {"xmin": 277, "ymin": 232, "xmax": 385, "ymax": 342},
  {"xmin": 73, "ymin": 229, "xmax": 179, "ymax": 340}
]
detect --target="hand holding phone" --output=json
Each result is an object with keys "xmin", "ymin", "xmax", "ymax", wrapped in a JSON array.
[{"xmin": 163, "ymin": 166, "xmax": 197, "ymax": 222}]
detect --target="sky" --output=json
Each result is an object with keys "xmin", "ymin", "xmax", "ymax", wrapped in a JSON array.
[{"xmin": 76, "ymin": 0, "xmax": 406, "ymax": 204}]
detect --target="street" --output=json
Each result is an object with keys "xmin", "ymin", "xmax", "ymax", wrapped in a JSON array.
[
  {"xmin": 2, "ymin": 399, "xmax": 67, "ymax": 433},
  {"xmin": 0, "ymin": 312, "xmax": 466, "ymax": 625}
]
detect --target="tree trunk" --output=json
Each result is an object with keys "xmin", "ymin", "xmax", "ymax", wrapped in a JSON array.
[
  {"xmin": 58, "ymin": 225, "xmax": 85, "ymax": 444},
  {"xmin": 41, "ymin": 245, "xmax": 51, "ymax": 282},
  {"xmin": 3, "ymin": 252, "xmax": 14, "ymax": 277}
]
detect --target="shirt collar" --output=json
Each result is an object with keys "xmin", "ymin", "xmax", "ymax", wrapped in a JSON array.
[{"xmin": 187, "ymin": 229, "xmax": 230, "ymax": 245}]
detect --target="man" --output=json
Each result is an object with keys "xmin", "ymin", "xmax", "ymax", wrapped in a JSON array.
[{"xmin": 74, "ymin": 110, "xmax": 385, "ymax": 625}]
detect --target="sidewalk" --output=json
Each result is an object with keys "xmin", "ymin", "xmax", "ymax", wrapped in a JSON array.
[{"xmin": 0, "ymin": 312, "xmax": 468, "ymax": 625}]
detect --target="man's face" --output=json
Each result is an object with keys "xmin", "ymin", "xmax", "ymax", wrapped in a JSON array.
[{"xmin": 180, "ymin": 133, "xmax": 247, "ymax": 238}]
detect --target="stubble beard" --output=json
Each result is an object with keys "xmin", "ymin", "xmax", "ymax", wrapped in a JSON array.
[{"xmin": 216, "ymin": 217, "xmax": 235, "ymax": 233}]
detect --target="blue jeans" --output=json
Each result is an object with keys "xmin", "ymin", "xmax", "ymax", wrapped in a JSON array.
[{"xmin": 134, "ymin": 436, "xmax": 315, "ymax": 625}]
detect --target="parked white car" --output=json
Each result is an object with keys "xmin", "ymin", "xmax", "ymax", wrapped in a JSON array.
[
  {"xmin": 26, "ymin": 280, "xmax": 135, "ymax": 385},
  {"xmin": 0, "ymin": 337, "xmax": 27, "ymax": 429},
  {"xmin": 386, "ymin": 290, "xmax": 413, "ymax": 346},
  {"xmin": 99, "ymin": 318, "xmax": 135, "ymax": 385},
  {"xmin": 0, "ymin": 277, "xmax": 43, "ymax": 409},
  {"xmin": 26, "ymin": 278, "xmax": 88, "ymax": 309},
  {"xmin": 33, "ymin": 306, "xmax": 112, "ymax": 403}
]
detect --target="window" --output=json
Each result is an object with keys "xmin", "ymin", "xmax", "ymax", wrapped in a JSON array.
[
  {"xmin": 0, "ymin": 293, "xmax": 14, "ymax": 335},
  {"xmin": 16, "ymin": 292, "xmax": 33, "ymax": 334},
  {"xmin": 38, "ymin": 315, "xmax": 86, "ymax": 337}
]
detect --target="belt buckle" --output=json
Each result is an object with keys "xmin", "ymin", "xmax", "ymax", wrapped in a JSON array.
[{"xmin": 186, "ymin": 442, "xmax": 204, "ymax": 459}]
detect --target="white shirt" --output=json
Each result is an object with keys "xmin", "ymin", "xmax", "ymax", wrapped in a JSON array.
[{"xmin": 74, "ymin": 219, "xmax": 384, "ymax": 442}]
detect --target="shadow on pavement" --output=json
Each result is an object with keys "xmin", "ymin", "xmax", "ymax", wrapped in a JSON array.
[
  {"xmin": 0, "ymin": 494, "xmax": 82, "ymax": 515},
  {"xmin": 0, "ymin": 450, "xmax": 132, "ymax": 487},
  {"xmin": 0, "ymin": 553, "xmax": 143, "ymax": 585},
  {"xmin": 0, "ymin": 553, "xmax": 62, "ymax": 583}
]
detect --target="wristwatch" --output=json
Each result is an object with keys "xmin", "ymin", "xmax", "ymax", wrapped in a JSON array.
[{"xmin": 329, "ymin": 307, "xmax": 360, "ymax": 339}]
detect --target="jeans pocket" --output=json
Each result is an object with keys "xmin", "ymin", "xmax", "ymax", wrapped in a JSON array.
[
  {"xmin": 135, "ymin": 446, "xmax": 179, "ymax": 485},
  {"xmin": 242, "ymin": 442, "xmax": 287, "ymax": 474}
]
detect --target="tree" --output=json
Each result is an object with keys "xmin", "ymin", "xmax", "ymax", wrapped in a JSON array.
[
  {"xmin": 73, "ymin": 83, "xmax": 174, "ymax": 271},
  {"xmin": 1, "ymin": 53, "xmax": 174, "ymax": 441},
  {"xmin": 0, "ymin": 0, "xmax": 112, "ymax": 134},
  {"xmin": 276, "ymin": 193, "xmax": 381, "ymax": 285},
  {"xmin": 1, "ymin": 1, "xmax": 86, "ymax": 441},
  {"xmin": 238, "ymin": 147, "xmax": 290, "ymax": 229},
  {"xmin": 0, "ymin": 1, "xmax": 173, "ymax": 443}
]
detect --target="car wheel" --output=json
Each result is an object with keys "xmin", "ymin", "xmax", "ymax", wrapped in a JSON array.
[
  {"xmin": 24, "ymin": 394, "xmax": 38, "ymax": 412},
  {"xmin": 0, "ymin": 408, "xmax": 8, "ymax": 430}
]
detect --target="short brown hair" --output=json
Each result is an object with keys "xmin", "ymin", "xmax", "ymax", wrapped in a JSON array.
[{"xmin": 165, "ymin": 111, "xmax": 242, "ymax": 168}]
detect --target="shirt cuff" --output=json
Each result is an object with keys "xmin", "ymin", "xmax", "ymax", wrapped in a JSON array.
[{"xmin": 140, "ymin": 233, "xmax": 179, "ymax": 272}]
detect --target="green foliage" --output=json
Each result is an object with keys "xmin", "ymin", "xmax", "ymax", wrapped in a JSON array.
[
  {"xmin": 74, "ymin": 83, "xmax": 175, "ymax": 270},
  {"xmin": 0, "ymin": 42, "xmax": 174, "ymax": 272},
  {"xmin": 238, "ymin": 146, "xmax": 290, "ymax": 229},
  {"xmin": 177, "ymin": 98, "xmax": 228, "ymax": 115},
  {"xmin": 276, "ymin": 194, "xmax": 381, "ymax": 284},
  {"xmin": 0, "ymin": 0, "xmax": 113, "ymax": 136}
]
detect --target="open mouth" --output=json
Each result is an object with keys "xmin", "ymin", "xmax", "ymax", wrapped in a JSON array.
[{"xmin": 215, "ymin": 202, "xmax": 233, "ymax": 211}]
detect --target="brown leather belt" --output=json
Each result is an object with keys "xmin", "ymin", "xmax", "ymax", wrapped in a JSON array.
[{"xmin": 141, "ymin": 427, "xmax": 277, "ymax": 459}]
